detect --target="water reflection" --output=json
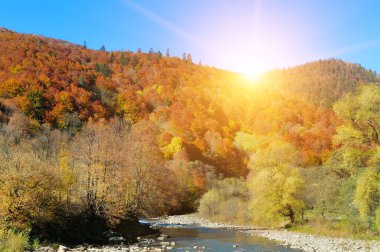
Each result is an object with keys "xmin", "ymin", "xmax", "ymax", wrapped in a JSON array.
[{"xmin": 159, "ymin": 225, "xmax": 302, "ymax": 252}]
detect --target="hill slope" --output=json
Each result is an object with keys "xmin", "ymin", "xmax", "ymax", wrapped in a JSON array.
[
  {"xmin": 0, "ymin": 28, "xmax": 378, "ymax": 170},
  {"xmin": 260, "ymin": 59, "xmax": 379, "ymax": 106}
]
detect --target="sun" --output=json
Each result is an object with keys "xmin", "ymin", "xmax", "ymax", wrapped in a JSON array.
[
  {"xmin": 242, "ymin": 70, "xmax": 264, "ymax": 82},
  {"xmin": 239, "ymin": 62, "xmax": 267, "ymax": 83},
  {"xmin": 240, "ymin": 66, "xmax": 265, "ymax": 85}
]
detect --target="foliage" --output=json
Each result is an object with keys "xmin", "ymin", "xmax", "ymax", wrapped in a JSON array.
[
  {"xmin": 198, "ymin": 178, "xmax": 250, "ymax": 224},
  {"xmin": 354, "ymin": 168, "xmax": 380, "ymax": 224},
  {"xmin": 325, "ymin": 84, "xmax": 380, "ymax": 233},
  {"xmin": 248, "ymin": 141, "xmax": 306, "ymax": 228},
  {"xmin": 261, "ymin": 59, "xmax": 378, "ymax": 107},
  {"xmin": 0, "ymin": 228, "xmax": 30, "ymax": 252},
  {"xmin": 161, "ymin": 136, "xmax": 182, "ymax": 159}
]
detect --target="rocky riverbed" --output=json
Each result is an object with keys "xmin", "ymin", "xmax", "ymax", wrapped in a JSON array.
[
  {"xmin": 35, "ymin": 233, "xmax": 176, "ymax": 252},
  {"xmin": 34, "ymin": 214, "xmax": 380, "ymax": 252},
  {"xmin": 157, "ymin": 214, "xmax": 380, "ymax": 252}
]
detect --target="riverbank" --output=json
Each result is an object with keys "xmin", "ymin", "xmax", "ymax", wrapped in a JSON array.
[
  {"xmin": 35, "ymin": 233, "xmax": 176, "ymax": 252},
  {"xmin": 157, "ymin": 214, "xmax": 380, "ymax": 252}
]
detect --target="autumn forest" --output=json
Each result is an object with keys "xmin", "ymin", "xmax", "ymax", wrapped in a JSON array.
[{"xmin": 0, "ymin": 27, "xmax": 380, "ymax": 249}]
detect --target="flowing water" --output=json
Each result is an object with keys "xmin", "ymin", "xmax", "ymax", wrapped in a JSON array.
[{"xmin": 154, "ymin": 223, "xmax": 302, "ymax": 252}]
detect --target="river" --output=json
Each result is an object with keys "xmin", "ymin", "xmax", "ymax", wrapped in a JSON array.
[{"xmin": 151, "ymin": 222, "xmax": 303, "ymax": 252}]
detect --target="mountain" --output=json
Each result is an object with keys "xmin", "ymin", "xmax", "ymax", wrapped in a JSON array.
[
  {"xmin": 260, "ymin": 59, "xmax": 379, "ymax": 107},
  {"xmin": 0, "ymin": 28, "xmax": 378, "ymax": 170}
]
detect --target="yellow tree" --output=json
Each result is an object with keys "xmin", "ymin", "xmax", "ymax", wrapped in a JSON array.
[{"xmin": 248, "ymin": 140, "xmax": 305, "ymax": 228}]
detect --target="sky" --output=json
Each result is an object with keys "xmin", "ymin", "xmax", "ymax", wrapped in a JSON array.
[{"xmin": 1, "ymin": 0, "xmax": 379, "ymax": 76}]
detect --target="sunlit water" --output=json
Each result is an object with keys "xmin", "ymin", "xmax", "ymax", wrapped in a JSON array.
[{"xmin": 153, "ymin": 223, "xmax": 302, "ymax": 252}]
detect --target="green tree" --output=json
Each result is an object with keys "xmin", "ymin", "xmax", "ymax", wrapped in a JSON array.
[
  {"xmin": 333, "ymin": 84, "xmax": 380, "ymax": 145},
  {"xmin": 120, "ymin": 52, "xmax": 129, "ymax": 66},
  {"xmin": 354, "ymin": 168, "xmax": 380, "ymax": 226},
  {"xmin": 198, "ymin": 178, "xmax": 250, "ymax": 223},
  {"xmin": 94, "ymin": 63, "xmax": 111, "ymax": 77},
  {"xmin": 109, "ymin": 52, "xmax": 115, "ymax": 63},
  {"xmin": 131, "ymin": 55, "xmax": 138, "ymax": 68},
  {"xmin": 156, "ymin": 50, "xmax": 162, "ymax": 62},
  {"xmin": 248, "ymin": 141, "xmax": 305, "ymax": 227},
  {"xmin": 26, "ymin": 90, "xmax": 47, "ymax": 122}
]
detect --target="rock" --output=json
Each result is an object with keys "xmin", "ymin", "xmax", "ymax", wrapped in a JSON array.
[
  {"xmin": 150, "ymin": 224, "xmax": 160, "ymax": 230},
  {"xmin": 103, "ymin": 230, "xmax": 120, "ymax": 239},
  {"xmin": 157, "ymin": 233, "xmax": 169, "ymax": 241},
  {"xmin": 108, "ymin": 236, "xmax": 126, "ymax": 245},
  {"xmin": 232, "ymin": 244, "xmax": 238, "ymax": 247},
  {"xmin": 74, "ymin": 246, "xmax": 86, "ymax": 251},
  {"xmin": 156, "ymin": 236, "xmax": 164, "ymax": 241},
  {"xmin": 57, "ymin": 245, "xmax": 68, "ymax": 252}
]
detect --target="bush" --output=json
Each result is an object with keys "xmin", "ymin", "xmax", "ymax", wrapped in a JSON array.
[
  {"xmin": 0, "ymin": 228, "xmax": 29, "ymax": 252},
  {"xmin": 198, "ymin": 178, "xmax": 251, "ymax": 224},
  {"xmin": 375, "ymin": 207, "xmax": 380, "ymax": 232}
]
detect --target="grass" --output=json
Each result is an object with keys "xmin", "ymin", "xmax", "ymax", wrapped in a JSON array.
[
  {"xmin": 290, "ymin": 211, "xmax": 380, "ymax": 241},
  {"xmin": 0, "ymin": 229, "xmax": 30, "ymax": 252}
]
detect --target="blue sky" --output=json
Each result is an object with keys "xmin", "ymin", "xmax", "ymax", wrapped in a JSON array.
[{"xmin": 1, "ymin": 0, "xmax": 379, "ymax": 74}]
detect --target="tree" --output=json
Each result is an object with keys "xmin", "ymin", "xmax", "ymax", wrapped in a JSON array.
[
  {"xmin": 156, "ymin": 50, "xmax": 162, "ymax": 62},
  {"xmin": 147, "ymin": 48, "xmax": 154, "ymax": 60},
  {"xmin": 25, "ymin": 90, "xmax": 48, "ymax": 123},
  {"xmin": 131, "ymin": 55, "xmax": 138, "ymax": 68},
  {"xmin": 78, "ymin": 73, "xmax": 86, "ymax": 87},
  {"xmin": 100, "ymin": 44, "xmax": 106, "ymax": 51},
  {"xmin": 198, "ymin": 178, "xmax": 250, "ymax": 223},
  {"xmin": 328, "ymin": 84, "xmax": 380, "ymax": 231},
  {"xmin": 120, "ymin": 52, "xmax": 129, "ymax": 66},
  {"xmin": 354, "ymin": 168, "xmax": 380, "ymax": 227},
  {"xmin": 109, "ymin": 52, "xmax": 115, "ymax": 63},
  {"xmin": 248, "ymin": 140, "xmax": 305, "ymax": 227},
  {"xmin": 333, "ymin": 84, "xmax": 380, "ymax": 145},
  {"xmin": 186, "ymin": 53, "xmax": 192, "ymax": 63},
  {"xmin": 94, "ymin": 63, "xmax": 111, "ymax": 78}
]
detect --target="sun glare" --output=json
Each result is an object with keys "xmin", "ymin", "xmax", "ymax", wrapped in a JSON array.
[
  {"xmin": 242, "ymin": 70, "xmax": 264, "ymax": 82},
  {"xmin": 237, "ymin": 56, "xmax": 271, "ymax": 85},
  {"xmin": 238, "ymin": 61, "xmax": 267, "ymax": 84}
]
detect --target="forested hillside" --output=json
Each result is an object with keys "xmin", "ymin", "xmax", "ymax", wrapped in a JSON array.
[
  {"xmin": 260, "ymin": 59, "xmax": 379, "ymax": 107},
  {"xmin": 0, "ymin": 28, "xmax": 380, "ymax": 247}
]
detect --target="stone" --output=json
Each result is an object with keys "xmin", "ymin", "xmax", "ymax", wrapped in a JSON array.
[
  {"xmin": 57, "ymin": 245, "xmax": 68, "ymax": 252},
  {"xmin": 109, "ymin": 236, "xmax": 126, "ymax": 245},
  {"xmin": 160, "ymin": 242, "xmax": 170, "ymax": 246}
]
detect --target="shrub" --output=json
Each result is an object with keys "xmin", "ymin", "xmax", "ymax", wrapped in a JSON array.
[
  {"xmin": 198, "ymin": 178, "xmax": 250, "ymax": 224},
  {"xmin": 0, "ymin": 228, "xmax": 29, "ymax": 252}
]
